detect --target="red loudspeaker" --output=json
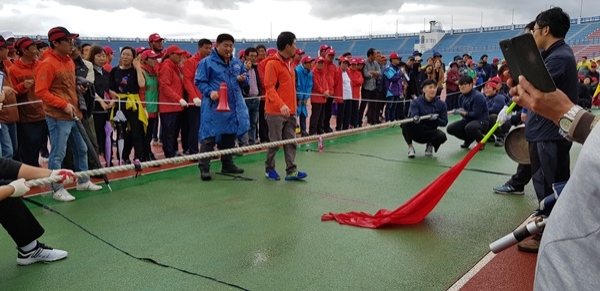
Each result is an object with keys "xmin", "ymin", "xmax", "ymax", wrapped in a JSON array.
[{"xmin": 216, "ymin": 82, "xmax": 231, "ymax": 112}]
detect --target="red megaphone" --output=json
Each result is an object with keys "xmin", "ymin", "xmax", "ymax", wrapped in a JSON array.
[{"xmin": 216, "ymin": 82, "xmax": 231, "ymax": 112}]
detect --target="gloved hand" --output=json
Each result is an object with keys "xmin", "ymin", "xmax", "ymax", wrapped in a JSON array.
[
  {"xmin": 9, "ymin": 179, "xmax": 30, "ymax": 197},
  {"xmin": 412, "ymin": 116, "xmax": 421, "ymax": 124},
  {"xmin": 50, "ymin": 169, "xmax": 77, "ymax": 184},
  {"xmin": 430, "ymin": 113, "xmax": 439, "ymax": 121},
  {"xmin": 179, "ymin": 99, "xmax": 188, "ymax": 107},
  {"xmin": 193, "ymin": 97, "xmax": 201, "ymax": 107},
  {"xmin": 454, "ymin": 108, "xmax": 466, "ymax": 115},
  {"xmin": 497, "ymin": 105, "xmax": 512, "ymax": 125}
]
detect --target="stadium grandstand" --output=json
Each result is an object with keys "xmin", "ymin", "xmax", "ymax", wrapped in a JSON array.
[{"xmin": 14, "ymin": 15, "xmax": 600, "ymax": 66}]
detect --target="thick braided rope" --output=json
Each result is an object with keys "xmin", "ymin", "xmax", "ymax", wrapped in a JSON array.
[{"xmin": 25, "ymin": 115, "xmax": 434, "ymax": 187}]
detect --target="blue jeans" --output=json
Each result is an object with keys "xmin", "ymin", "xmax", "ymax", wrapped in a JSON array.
[
  {"xmin": 46, "ymin": 116, "xmax": 90, "ymax": 191},
  {"xmin": 244, "ymin": 99, "xmax": 260, "ymax": 145},
  {"xmin": 385, "ymin": 96, "xmax": 400, "ymax": 122},
  {"xmin": 0, "ymin": 123, "xmax": 18, "ymax": 158}
]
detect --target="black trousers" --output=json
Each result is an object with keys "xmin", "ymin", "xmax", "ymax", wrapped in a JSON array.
[
  {"xmin": 529, "ymin": 140, "xmax": 572, "ymax": 203},
  {"xmin": 186, "ymin": 107, "xmax": 200, "ymax": 154},
  {"xmin": 198, "ymin": 133, "xmax": 236, "ymax": 171},
  {"xmin": 144, "ymin": 117, "xmax": 158, "ymax": 160},
  {"xmin": 258, "ymin": 99, "xmax": 269, "ymax": 143},
  {"xmin": 364, "ymin": 89, "xmax": 379, "ymax": 124},
  {"xmin": 17, "ymin": 121, "xmax": 48, "ymax": 167},
  {"xmin": 160, "ymin": 112, "xmax": 181, "ymax": 158},
  {"xmin": 309, "ymin": 103, "xmax": 326, "ymax": 135},
  {"xmin": 402, "ymin": 123, "xmax": 447, "ymax": 148},
  {"xmin": 335, "ymin": 101, "xmax": 346, "ymax": 131},
  {"xmin": 447, "ymin": 119, "xmax": 488, "ymax": 144},
  {"xmin": 323, "ymin": 97, "xmax": 334, "ymax": 132},
  {"xmin": 0, "ymin": 198, "xmax": 44, "ymax": 247},
  {"xmin": 506, "ymin": 163, "xmax": 532, "ymax": 191}
]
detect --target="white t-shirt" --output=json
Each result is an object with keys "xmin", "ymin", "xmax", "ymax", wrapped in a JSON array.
[{"xmin": 342, "ymin": 71, "xmax": 352, "ymax": 100}]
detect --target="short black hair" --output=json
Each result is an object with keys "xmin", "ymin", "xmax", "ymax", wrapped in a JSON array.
[
  {"xmin": 422, "ymin": 78, "xmax": 438, "ymax": 89},
  {"xmin": 37, "ymin": 41, "xmax": 49, "ymax": 50},
  {"xmin": 535, "ymin": 7, "xmax": 570, "ymax": 39},
  {"xmin": 120, "ymin": 46, "xmax": 136, "ymax": 58},
  {"xmin": 245, "ymin": 47, "xmax": 257, "ymax": 56},
  {"xmin": 342, "ymin": 52, "xmax": 352, "ymax": 57},
  {"xmin": 82, "ymin": 43, "xmax": 91, "ymax": 50},
  {"xmin": 367, "ymin": 48, "xmax": 376, "ymax": 57},
  {"xmin": 198, "ymin": 38, "xmax": 212, "ymax": 47},
  {"xmin": 525, "ymin": 20, "xmax": 536, "ymax": 31},
  {"xmin": 458, "ymin": 75, "xmax": 473, "ymax": 85},
  {"xmin": 256, "ymin": 44, "xmax": 266, "ymax": 51},
  {"xmin": 276, "ymin": 31, "xmax": 296, "ymax": 51},
  {"xmin": 216, "ymin": 34, "xmax": 235, "ymax": 44}
]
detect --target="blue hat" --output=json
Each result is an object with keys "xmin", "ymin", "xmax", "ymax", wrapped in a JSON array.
[
  {"xmin": 433, "ymin": 51, "xmax": 442, "ymax": 58},
  {"xmin": 413, "ymin": 50, "xmax": 422, "ymax": 57}
]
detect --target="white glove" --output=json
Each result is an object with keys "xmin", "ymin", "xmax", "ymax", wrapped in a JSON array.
[
  {"xmin": 497, "ymin": 105, "xmax": 512, "ymax": 125},
  {"xmin": 9, "ymin": 178, "xmax": 30, "ymax": 197},
  {"xmin": 454, "ymin": 108, "xmax": 466, "ymax": 115},
  {"xmin": 50, "ymin": 169, "xmax": 77, "ymax": 184},
  {"xmin": 412, "ymin": 116, "xmax": 421, "ymax": 124},
  {"xmin": 179, "ymin": 99, "xmax": 188, "ymax": 107},
  {"xmin": 193, "ymin": 97, "xmax": 201, "ymax": 107}
]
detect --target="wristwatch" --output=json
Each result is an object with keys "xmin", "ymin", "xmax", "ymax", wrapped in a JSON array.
[{"xmin": 558, "ymin": 105, "xmax": 584, "ymax": 139}]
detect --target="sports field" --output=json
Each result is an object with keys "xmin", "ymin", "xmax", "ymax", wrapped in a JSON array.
[{"xmin": 0, "ymin": 115, "xmax": 582, "ymax": 290}]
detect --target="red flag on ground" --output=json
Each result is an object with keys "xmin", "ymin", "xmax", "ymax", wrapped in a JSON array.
[{"xmin": 321, "ymin": 142, "xmax": 483, "ymax": 228}]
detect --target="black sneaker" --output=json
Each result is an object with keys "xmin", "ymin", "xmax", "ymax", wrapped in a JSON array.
[
  {"xmin": 17, "ymin": 242, "xmax": 68, "ymax": 265},
  {"xmin": 200, "ymin": 170, "xmax": 212, "ymax": 181},
  {"xmin": 221, "ymin": 166, "xmax": 244, "ymax": 174}
]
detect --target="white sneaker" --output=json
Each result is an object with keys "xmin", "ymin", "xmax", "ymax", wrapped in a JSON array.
[
  {"xmin": 53, "ymin": 188, "xmax": 76, "ymax": 202},
  {"xmin": 76, "ymin": 181, "xmax": 102, "ymax": 191},
  {"xmin": 425, "ymin": 143, "xmax": 433, "ymax": 156},
  {"xmin": 17, "ymin": 242, "xmax": 68, "ymax": 265},
  {"xmin": 408, "ymin": 147, "xmax": 416, "ymax": 158}
]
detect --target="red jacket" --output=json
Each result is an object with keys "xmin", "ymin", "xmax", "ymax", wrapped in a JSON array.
[
  {"xmin": 333, "ymin": 68, "xmax": 344, "ymax": 104},
  {"xmin": 8, "ymin": 58, "xmax": 45, "ymax": 123},
  {"xmin": 349, "ymin": 68, "xmax": 364, "ymax": 100},
  {"xmin": 446, "ymin": 69, "xmax": 460, "ymax": 92},
  {"xmin": 311, "ymin": 67, "xmax": 328, "ymax": 104},
  {"xmin": 324, "ymin": 59, "xmax": 336, "ymax": 92},
  {"xmin": 158, "ymin": 59, "xmax": 184, "ymax": 113},
  {"xmin": 182, "ymin": 53, "xmax": 204, "ymax": 100},
  {"xmin": 264, "ymin": 53, "xmax": 296, "ymax": 115}
]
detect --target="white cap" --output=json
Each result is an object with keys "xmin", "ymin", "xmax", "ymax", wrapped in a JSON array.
[{"xmin": 0, "ymin": 31, "xmax": 15, "ymax": 40}]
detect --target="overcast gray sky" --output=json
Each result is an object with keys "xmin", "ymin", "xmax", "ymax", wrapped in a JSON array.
[{"xmin": 0, "ymin": 0, "xmax": 597, "ymax": 39}]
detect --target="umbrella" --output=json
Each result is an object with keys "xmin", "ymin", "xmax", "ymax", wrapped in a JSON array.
[
  {"xmin": 322, "ymin": 103, "xmax": 517, "ymax": 228},
  {"xmin": 104, "ymin": 121, "xmax": 113, "ymax": 167},
  {"xmin": 112, "ymin": 103, "xmax": 127, "ymax": 165},
  {"xmin": 72, "ymin": 112, "xmax": 112, "ymax": 192}
]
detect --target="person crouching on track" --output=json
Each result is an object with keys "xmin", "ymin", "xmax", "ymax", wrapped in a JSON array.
[
  {"xmin": 402, "ymin": 78, "xmax": 448, "ymax": 158},
  {"xmin": 447, "ymin": 75, "xmax": 489, "ymax": 150}
]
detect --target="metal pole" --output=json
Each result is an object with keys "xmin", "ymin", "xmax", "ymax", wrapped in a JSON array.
[{"xmin": 580, "ymin": 0, "xmax": 584, "ymax": 18}]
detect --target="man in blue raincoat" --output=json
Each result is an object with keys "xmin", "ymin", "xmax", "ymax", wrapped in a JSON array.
[{"xmin": 195, "ymin": 33, "xmax": 250, "ymax": 181}]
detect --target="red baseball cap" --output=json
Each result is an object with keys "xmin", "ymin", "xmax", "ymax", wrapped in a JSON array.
[
  {"xmin": 389, "ymin": 53, "xmax": 400, "ymax": 60},
  {"xmin": 350, "ymin": 58, "xmax": 358, "ymax": 65},
  {"xmin": 326, "ymin": 48, "xmax": 335, "ymax": 55},
  {"xmin": 301, "ymin": 56, "xmax": 314, "ymax": 63},
  {"xmin": 487, "ymin": 81, "xmax": 498, "ymax": 88},
  {"xmin": 140, "ymin": 50, "xmax": 159, "ymax": 60},
  {"xmin": 163, "ymin": 45, "xmax": 185, "ymax": 56},
  {"xmin": 238, "ymin": 49, "xmax": 246, "ymax": 58},
  {"xmin": 493, "ymin": 57, "xmax": 499, "ymax": 62},
  {"xmin": 315, "ymin": 56, "xmax": 325, "ymax": 63},
  {"xmin": 148, "ymin": 33, "xmax": 164, "ymax": 42},
  {"xmin": 491, "ymin": 76, "xmax": 502, "ymax": 84},
  {"xmin": 103, "ymin": 46, "xmax": 114, "ymax": 55},
  {"xmin": 319, "ymin": 44, "xmax": 330, "ymax": 51},
  {"xmin": 357, "ymin": 58, "xmax": 365, "ymax": 64},
  {"xmin": 295, "ymin": 48, "xmax": 305, "ymax": 55},
  {"xmin": 338, "ymin": 57, "xmax": 349, "ymax": 64},
  {"xmin": 182, "ymin": 51, "xmax": 191, "ymax": 58},
  {"xmin": 135, "ymin": 46, "xmax": 148, "ymax": 55},
  {"xmin": 47, "ymin": 26, "xmax": 78, "ymax": 42},
  {"xmin": 14, "ymin": 37, "xmax": 41, "ymax": 52},
  {"xmin": 0, "ymin": 36, "xmax": 13, "ymax": 48},
  {"xmin": 266, "ymin": 48, "xmax": 277, "ymax": 56}
]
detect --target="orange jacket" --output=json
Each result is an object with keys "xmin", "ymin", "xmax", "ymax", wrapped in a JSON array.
[
  {"xmin": 2, "ymin": 59, "xmax": 12, "ymax": 70},
  {"xmin": 34, "ymin": 52, "xmax": 81, "ymax": 120},
  {"xmin": 264, "ymin": 53, "xmax": 297, "ymax": 115},
  {"xmin": 8, "ymin": 58, "xmax": 45, "ymax": 123},
  {"xmin": 0, "ymin": 68, "xmax": 19, "ymax": 123},
  {"xmin": 158, "ymin": 59, "xmax": 184, "ymax": 113},
  {"xmin": 182, "ymin": 53, "xmax": 203, "ymax": 100},
  {"xmin": 311, "ymin": 67, "xmax": 328, "ymax": 104},
  {"xmin": 349, "ymin": 68, "xmax": 364, "ymax": 100}
]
